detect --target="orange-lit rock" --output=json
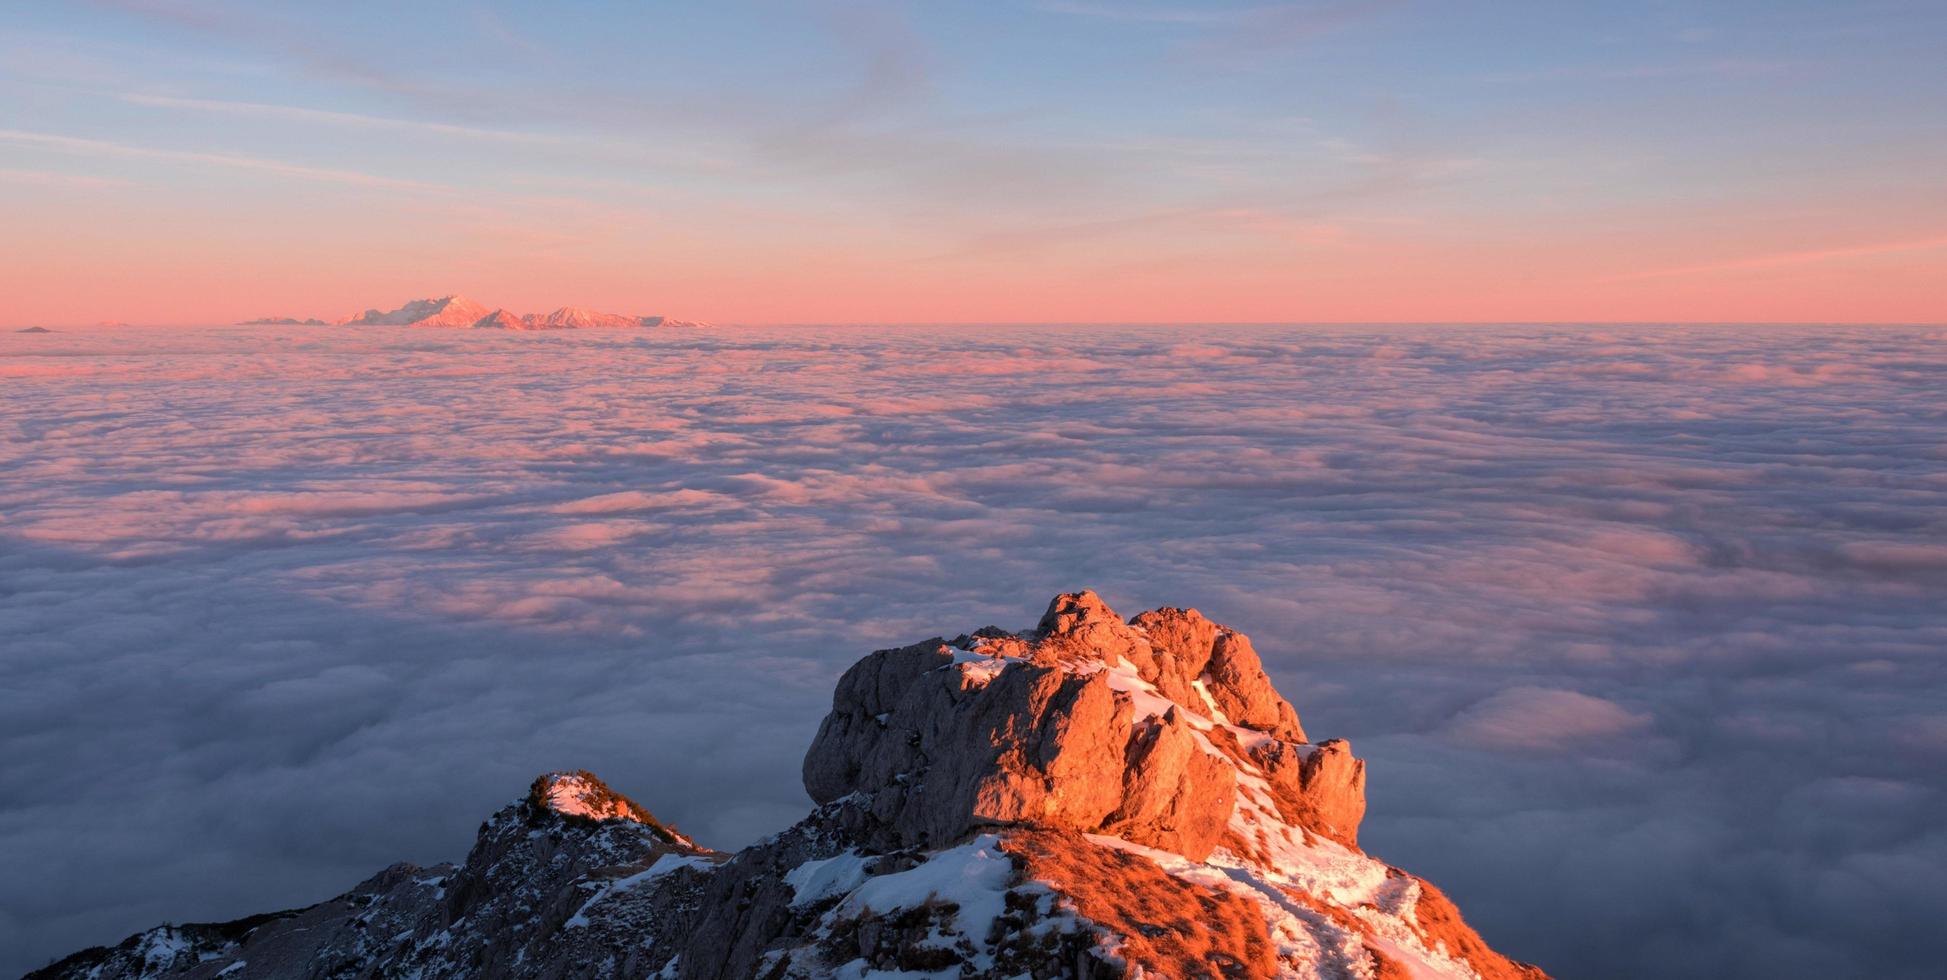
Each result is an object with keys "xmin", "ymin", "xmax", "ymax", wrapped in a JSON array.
[
  {"xmin": 36, "ymin": 593, "xmax": 1547, "ymax": 980},
  {"xmin": 804, "ymin": 590, "xmax": 1350, "ymax": 860},
  {"xmin": 1401, "ymin": 874, "xmax": 1552, "ymax": 980},
  {"xmin": 1250, "ymin": 736, "xmax": 1368, "ymax": 848},
  {"xmin": 1001, "ymin": 828, "xmax": 1281, "ymax": 978}
]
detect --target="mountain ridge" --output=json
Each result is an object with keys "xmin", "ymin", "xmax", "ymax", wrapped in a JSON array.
[
  {"xmin": 30, "ymin": 592, "xmax": 1546, "ymax": 980},
  {"xmin": 324, "ymin": 295, "xmax": 708, "ymax": 330}
]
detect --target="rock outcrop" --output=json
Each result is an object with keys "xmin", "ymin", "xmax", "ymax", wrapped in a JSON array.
[
  {"xmin": 33, "ymin": 592, "xmax": 1545, "ymax": 980},
  {"xmin": 801, "ymin": 592, "xmax": 1342, "ymax": 860},
  {"xmin": 30, "ymin": 770, "xmax": 716, "ymax": 980}
]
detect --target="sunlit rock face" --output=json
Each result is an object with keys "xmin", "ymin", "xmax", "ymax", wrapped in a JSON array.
[
  {"xmin": 802, "ymin": 590, "xmax": 1348, "ymax": 859},
  {"xmin": 33, "ymin": 595, "xmax": 1543, "ymax": 980}
]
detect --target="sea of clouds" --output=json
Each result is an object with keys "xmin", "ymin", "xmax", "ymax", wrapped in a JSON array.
[{"xmin": 3, "ymin": 323, "xmax": 1944, "ymax": 978}]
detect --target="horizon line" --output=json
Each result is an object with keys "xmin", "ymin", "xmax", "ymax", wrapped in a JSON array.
[{"xmin": 12, "ymin": 319, "xmax": 1945, "ymax": 330}]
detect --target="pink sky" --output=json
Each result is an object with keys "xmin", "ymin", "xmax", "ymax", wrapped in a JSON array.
[
  {"xmin": 3, "ymin": 2, "xmax": 1944, "ymax": 325},
  {"xmin": 5, "ymin": 174, "xmax": 1941, "ymax": 325}
]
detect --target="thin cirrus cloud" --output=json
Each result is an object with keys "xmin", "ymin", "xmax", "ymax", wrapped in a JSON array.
[
  {"xmin": 1598, "ymin": 235, "xmax": 1947, "ymax": 283},
  {"xmin": 0, "ymin": 127, "xmax": 443, "ymax": 191},
  {"xmin": 1035, "ymin": 1, "xmax": 1254, "ymax": 25},
  {"xmin": 0, "ymin": 167, "xmax": 130, "ymax": 188},
  {"xmin": 3, "ymin": 324, "xmax": 1946, "ymax": 979},
  {"xmin": 114, "ymin": 92, "xmax": 578, "ymax": 146}
]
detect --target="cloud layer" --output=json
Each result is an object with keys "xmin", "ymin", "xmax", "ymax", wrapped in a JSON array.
[{"xmin": 2, "ymin": 323, "xmax": 1945, "ymax": 977}]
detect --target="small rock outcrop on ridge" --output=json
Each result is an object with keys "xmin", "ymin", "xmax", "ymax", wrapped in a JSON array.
[{"xmin": 33, "ymin": 592, "xmax": 1547, "ymax": 980}]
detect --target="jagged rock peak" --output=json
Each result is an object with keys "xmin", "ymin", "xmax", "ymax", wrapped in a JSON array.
[
  {"xmin": 802, "ymin": 590, "xmax": 1362, "ymax": 863},
  {"xmin": 1031, "ymin": 589, "xmax": 1307, "ymax": 741}
]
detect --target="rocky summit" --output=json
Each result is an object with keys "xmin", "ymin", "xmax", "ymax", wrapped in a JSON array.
[{"xmin": 32, "ymin": 592, "xmax": 1547, "ymax": 980}]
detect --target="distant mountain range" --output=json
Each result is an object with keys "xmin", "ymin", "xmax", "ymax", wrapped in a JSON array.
[{"xmin": 239, "ymin": 295, "xmax": 708, "ymax": 330}]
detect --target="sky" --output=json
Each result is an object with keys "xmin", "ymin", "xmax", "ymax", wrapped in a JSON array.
[
  {"xmin": 2, "ymin": 0, "xmax": 1945, "ymax": 325},
  {"xmin": 5, "ymin": 323, "xmax": 1947, "ymax": 978}
]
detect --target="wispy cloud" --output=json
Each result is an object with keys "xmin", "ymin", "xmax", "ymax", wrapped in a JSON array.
[
  {"xmin": 937, "ymin": 204, "xmax": 1345, "ymax": 260},
  {"xmin": 0, "ymin": 128, "xmax": 444, "ymax": 190},
  {"xmin": 0, "ymin": 167, "xmax": 129, "ymax": 188},
  {"xmin": 117, "ymin": 92, "xmax": 574, "ymax": 147},
  {"xmin": 1040, "ymin": 0, "xmax": 1403, "ymax": 50},
  {"xmin": 82, "ymin": 0, "xmax": 529, "ymax": 122},
  {"xmin": 1600, "ymin": 235, "xmax": 1947, "ymax": 282},
  {"xmin": 1036, "ymin": 1, "xmax": 1255, "ymax": 25},
  {"xmin": 1485, "ymin": 58, "xmax": 1796, "ymax": 85}
]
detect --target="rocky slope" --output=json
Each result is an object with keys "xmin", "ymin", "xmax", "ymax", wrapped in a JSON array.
[{"xmin": 31, "ymin": 593, "xmax": 1547, "ymax": 980}]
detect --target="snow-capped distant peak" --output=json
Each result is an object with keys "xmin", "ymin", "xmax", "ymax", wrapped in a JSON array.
[
  {"xmin": 338, "ymin": 295, "xmax": 493, "ymax": 328},
  {"xmin": 522, "ymin": 307, "xmax": 647, "ymax": 330},
  {"xmin": 317, "ymin": 296, "xmax": 703, "ymax": 330},
  {"xmin": 472, "ymin": 308, "xmax": 526, "ymax": 330}
]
